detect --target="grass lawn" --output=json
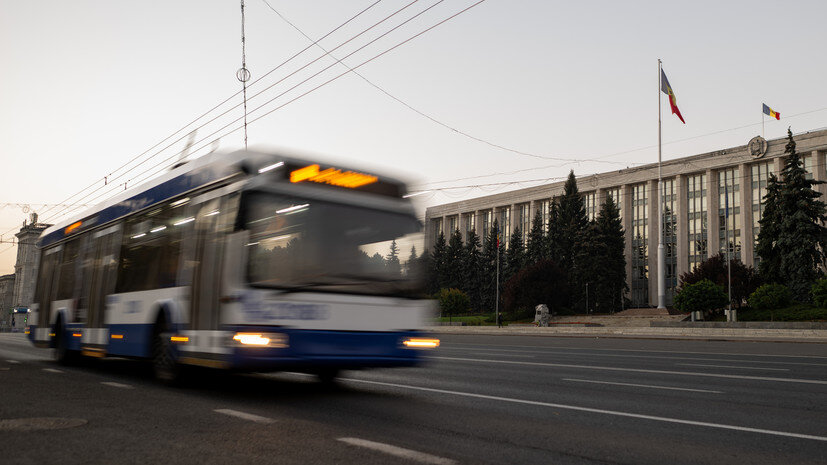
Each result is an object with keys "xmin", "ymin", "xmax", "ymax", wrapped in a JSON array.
[
  {"xmin": 434, "ymin": 315, "xmax": 494, "ymax": 326},
  {"xmin": 735, "ymin": 304, "xmax": 827, "ymax": 322}
]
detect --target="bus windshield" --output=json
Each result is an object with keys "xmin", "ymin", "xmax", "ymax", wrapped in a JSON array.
[{"xmin": 242, "ymin": 192, "xmax": 424, "ymax": 295}]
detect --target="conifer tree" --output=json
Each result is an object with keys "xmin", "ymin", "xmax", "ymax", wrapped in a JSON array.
[
  {"xmin": 427, "ymin": 232, "xmax": 448, "ymax": 294},
  {"xmin": 526, "ymin": 209, "xmax": 546, "ymax": 266},
  {"xmin": 756, "ymin": 174, "xmax": 782, "ymax": 284},
  {"xmin": 445, "ymin": 229, "xmax": 465, "ymax": 290},
  {"xmin": 463, "ymin": 229, "xmax": 483, "ymax": 311},
  {"xmin": 545, "ymin": 199, "xmax": 563, "ymax": 263},
  {"xmin": 574, "ymin": 222, "xmax": 605, "ymax": 313},
  {"xmin": 594, "ymin": 196, "xmax": 627, "ymax": 312},
  {"xmin": 505, "ymin": 226, "xmax": 526, "ymax": 282},
  {"xmin": 774, "ymin": 128, "xmax": 827, "ymax": 300},
  {"xmin": 558, "ymin": 171, "xmax": 589, "ymax": 308},
  {"xmin": 480, "ymin": 219, "xmax": 504, "ymax": 313}
]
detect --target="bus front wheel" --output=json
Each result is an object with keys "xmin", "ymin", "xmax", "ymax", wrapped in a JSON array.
[{"xmin": 152, "ymin": 318, "xmax": 180, "ymax": 384}]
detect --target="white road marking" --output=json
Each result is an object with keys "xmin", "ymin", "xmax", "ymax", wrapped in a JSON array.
[
  {"xmin": 344, "ymin": 378, "xmax": 827, "ymax": 442},
  {"xmin": 338, "ymin": 437, "xmax": 456, "ymax": 465},
  {"xmin": 448, "ymin": 342, "xmax": 827, "ymax": 359},
  {"xmin": 442, "ymin": 346, "xmax": 827, "ymax": 367},
  {"xmin": 563, "ymin": 378, "xmax": 723, "ymax": 393},
  {"xmin": 214, "ymin": 409, "xmax": 275, "ymax": 424},
  {"xmin": 42, "ymin": 368, "xmax": 64, "ymax": 373},
  {"xmin": 677, "ymin": 363, "xmax": 789, "ymax": 371},
  {"xmin": 6, "ymin": 360, "xmax": 21, "ymax": 364},
  {"xmin": 101, "ymin": 382, "xmax": 133, "ymax": 389},
  {"xmin": 430, "ymin": 356, "xmax": 827, "ymax": 385}
]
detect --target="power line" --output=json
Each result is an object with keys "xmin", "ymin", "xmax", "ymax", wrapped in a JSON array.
[
  {"xmin": 21, "ymin": 0, "xmax": 488, "ymax": 229},
  {"xmin": 30, "ymin": 0, "xmax": 390, "ymax": 227}
]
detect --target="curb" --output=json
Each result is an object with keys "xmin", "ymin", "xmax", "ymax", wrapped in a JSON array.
[{"xmin": 426, "ymin": 326, "xmax": 827, "ymax": 344}]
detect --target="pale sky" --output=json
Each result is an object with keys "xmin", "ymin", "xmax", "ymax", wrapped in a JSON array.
[{"xmin": 2, "ymin": 0, "xmax": 827, "ymax": 274}]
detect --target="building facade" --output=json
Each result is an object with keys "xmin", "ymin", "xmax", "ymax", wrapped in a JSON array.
[
  {"xmin": 0, "ymin": 274, "xmax": 15, "ymax": 329},
  {"xmin": 12, "ymin": 213, "xmax": 49, "ymax": 310},
  {"xmin": 424, "ymin": 129, "xmax": 827, "ymax": 307}
]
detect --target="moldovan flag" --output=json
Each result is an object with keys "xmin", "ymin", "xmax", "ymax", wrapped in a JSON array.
[
  {"xmin": 660, "ymin": 70, "xmax": 685, "ymax": 124},
  {"xmin": 763, "ymin": 103, "xmax": 780, "ymax": 120}
]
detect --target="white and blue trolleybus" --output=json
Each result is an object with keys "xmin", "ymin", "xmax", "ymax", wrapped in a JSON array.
[{"xmin": 27, "ymin": 150, "xmax": 438, "ymax": 382}]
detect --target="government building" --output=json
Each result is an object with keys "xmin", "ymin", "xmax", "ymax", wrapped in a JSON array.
[{"xmin": 424, "ymin": 128, "xmax": 827, "ymax": 308}]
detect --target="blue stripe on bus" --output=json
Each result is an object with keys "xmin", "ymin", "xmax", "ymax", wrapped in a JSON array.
[{"xmin": 106, "ymin": 324, "xmax": 154, "ymax": 358}]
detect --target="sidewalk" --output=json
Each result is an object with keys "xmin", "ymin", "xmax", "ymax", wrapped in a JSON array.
[{"xmin": 427, "ymin": 324, "xmax": 827, "ymax": 343}]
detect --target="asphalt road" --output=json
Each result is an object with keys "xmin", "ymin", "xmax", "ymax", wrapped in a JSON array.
[{"xmin": 1, "ymin": 332, "xmax": 826, "ymax": 464}]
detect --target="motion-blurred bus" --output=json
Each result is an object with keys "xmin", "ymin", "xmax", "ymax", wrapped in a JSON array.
[{"xmin": 27, "ymin": 150, "xmax": 438, "ymax": 382}]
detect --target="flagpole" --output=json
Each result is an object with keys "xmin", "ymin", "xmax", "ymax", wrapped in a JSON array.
[
  {"xmin": 657, "ymin": 59, "xmax": 666, "ymax": 310},
  {"xmin": 725, "ymin": 178, "xmax": 732, "ymax": 321}
]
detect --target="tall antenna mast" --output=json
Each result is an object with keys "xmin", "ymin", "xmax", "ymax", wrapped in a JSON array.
[{"xmin": 237, "ymin": 0, "xmax": 251, "ymax": 149}]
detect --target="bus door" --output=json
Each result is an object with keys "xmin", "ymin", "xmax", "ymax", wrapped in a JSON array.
[
  {"xmin": 84, "ymin": 225, "xmax": 122, "ymax": 329},
  {"xmin": 190, "ymin": 198, "xmax": 222, "ymax": 330},
  {"xmin": 34, "ymin": 245, "xmax": 62, "ymax": 331}
]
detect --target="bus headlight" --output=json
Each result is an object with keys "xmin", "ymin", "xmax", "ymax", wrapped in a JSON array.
[
  {"xmin": 402, "ymin": 338, "xmax": 440, "ymax": 349},
  {"xmin": 232, "ymin": 332, "xmax": 289, "ymax": 348}
]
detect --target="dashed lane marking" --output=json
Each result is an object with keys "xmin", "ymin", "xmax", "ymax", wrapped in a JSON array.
[
  {"xmin": 42, "ymin": 368, "xmax": 64, "ymax": 374},
  {"xmin": 344, "ymin": 378, "xmax": 827, "ymax": 443},
  {"xmin": 338, "ymin": 437, "xmax": 456, "ymax": 465},
  {"xmin": 101, "ymin": 382, "xmax": 133, "ymax": 389},
  {"xmin": 676, "ymin": 363, "xmax": 789, "ymax": 371},
  {"xmin": 563, "ymin": 378, "xmax": 723, "ymax": 393},
  {"xmin": 6, "ymin": 360, "xmax": 20, "ymax": 364},
  {"xmin": 430, "ymin": 356, "xmax": 827, "ymax": 385},
  {"xmin": 214, "ymin": 409, "xmax": 275, "ymax": 424}
]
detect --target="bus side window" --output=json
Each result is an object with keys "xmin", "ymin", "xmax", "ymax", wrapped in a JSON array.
[
  {"xmin": 34, "ymin": 246, "xmax": 61, "ymax": 329},
  {"xmin": 55, "ymin": 238, "xmax": 81, "ymax": 302}
]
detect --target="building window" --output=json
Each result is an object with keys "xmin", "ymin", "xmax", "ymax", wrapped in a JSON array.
[
  {"xmin": 606, "ymin": 187, "xmax": 623, "ymax": 221},
  {"xmin": 481, "ymin": 210, "xmax": 493, "ymax": 241},
  {"xmin": 751, "ymin": 162, "xmax": 774, "ymax": 266},
  {"xmin": 803, "ymin": 154, "xmax": 814, "ymax": 180},
  {"xmin": 583, "ymin": 191, "xmax": 597, "ymax": 222},
  {"xmin": 686, "ymin": 174, "xmax": 708, "ymax": 271},
  {"xmin": 497, "ymin": 207, "xmax": 511, "ymax": 247},
  {"xmin": 431, "ymin": 218, "xmax": 443, "ymax": 244},
  {"xmin": 539, "ymin": 200, "xmax": 550, "ymax": 229},
  {"xmin": 661, "ymin": 179, "xmax": 677, "ymax": 304},
  {"xmin": 517, "ymin": 203, "xmax": 530, "ymax": 241},
  {"xmin": 447, "ymin": 215, "xmax": 458, "ymax": 236},
  {"xmin": 719, "ymin": 168, "xmax": 741, "ymax": 261},
  {"xmin": 463, "ymin": 212, "xmax": 476, "ymax": 240},
  {"xmin": 631, "ymin": 183, "xmax": 648, "ymax": 307}
]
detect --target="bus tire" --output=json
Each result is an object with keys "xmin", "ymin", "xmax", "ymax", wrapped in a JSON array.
[
  {"xmin": 316, "ymin": 368, "xmax": 339, "ymax": 385},
  {"xmin": 151, "ymin": 316, "xmax": 180, "ymax": 384}
]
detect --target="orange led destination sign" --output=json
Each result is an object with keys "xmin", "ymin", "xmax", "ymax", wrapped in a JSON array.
[
  {"xmin": 64, "ymin": 221, "xmax": 82, "ymax": 235},
  {"xmin": 290, "ymin": 164, "xmax": 378, "ymax": 189}
]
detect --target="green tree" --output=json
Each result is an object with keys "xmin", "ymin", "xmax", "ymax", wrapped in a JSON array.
[
  {"xmin": 445, "ymin": 229, "xmax": 465, "ymax": 290},
  {"xmin": 756, "ymin": 173, "xmax": 783, "ymax": 284},
  {"xmin": 558, "ymin": 171, "xmax": 588, "ymax": 309},
  {"xmin": 526, "ymin": 209, "xmax": 546, "ymax": 265},
  {"xmin": 748, "ymin": 283, "xmax": 792, "ymax": 312},
  {"xmin": 437, "ymin": 288, "xmax": 470, "ymax": 322},
  {"xmin": 678, "ymin": 253, "xmax": 760, "ymax": 309},
  {"xmin": 463, "ymin": 229, "xmax": 483, "ymax": 312},
  {"xmin": 673, "ymin": 279, "xmax": 728, "ymax": 315},
  {"xmin": 545, "ymin": 199, "xmax": 563, "ymax": 263},
  {"xmin": 775, "ymin": 128, "xmax": 827, "ymax": 300},
  {"xmin": 503, "ymin": 259, "xmax": 570, "ymax": 319},
  {"xmin": 427, "ymin": 232, "xmax": 447, "ymax": 294},
  {"xmin": 593, "ymin": 195, "xmax": 627, "ymax": 313},
  {"xmin": 574, "ymin": 222, "xmax": 605, "ymax": 313},
  {"xmin": 505, "ymin": 226, "xmax": 526, "ymax": 282},
  {"xmin": 480, "ymin": 219, "xmax": 505, "ymax": 313}
]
